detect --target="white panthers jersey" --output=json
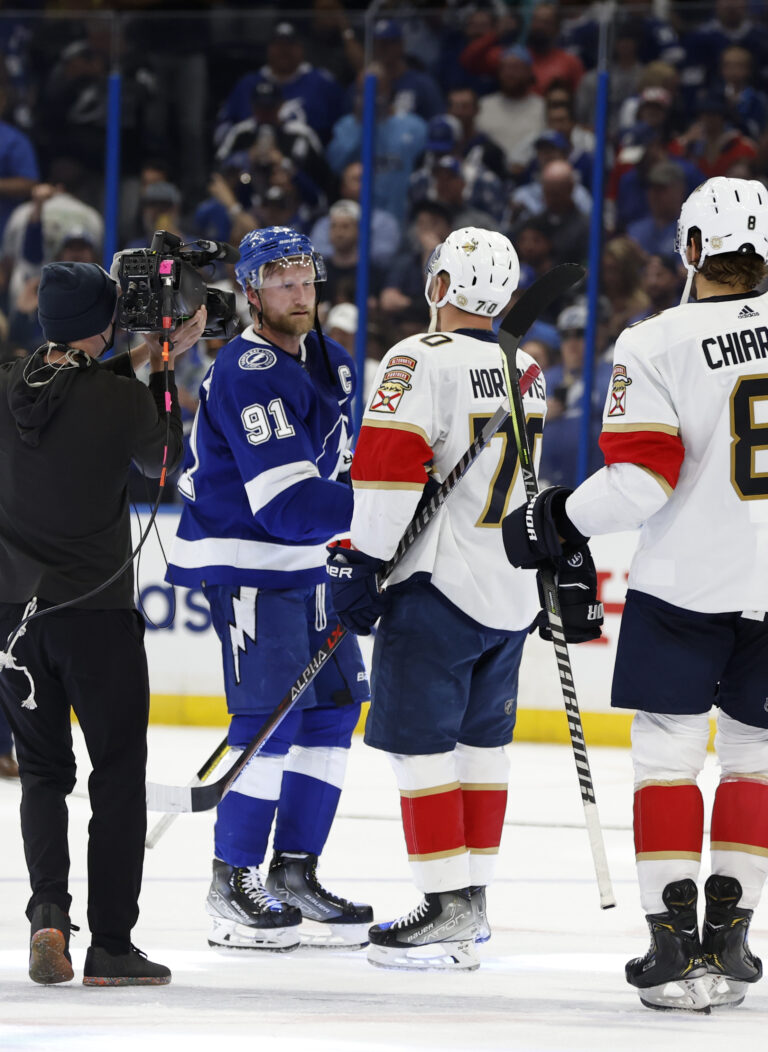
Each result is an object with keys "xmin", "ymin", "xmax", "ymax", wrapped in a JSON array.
[
  {"xmin": 598, "ymin": 290, "xmax": 768, "ymax": 613},
  {"xmin": 349, "ymin": 328, "xmax": 547, "ymax": 632}
]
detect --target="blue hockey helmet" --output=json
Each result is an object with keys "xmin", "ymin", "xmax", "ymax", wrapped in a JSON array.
[{"xmin": 234, "ymin": 226, "xmax": 326, "ymax": 293}]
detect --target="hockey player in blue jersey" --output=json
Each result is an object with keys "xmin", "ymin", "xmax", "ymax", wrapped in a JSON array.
[{"xmin": 167, "ymin": 227, "xmax": 373, "ymax": 951}]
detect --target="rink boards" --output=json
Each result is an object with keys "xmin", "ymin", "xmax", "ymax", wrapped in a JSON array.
[{"xmin": 133, "ymin": 511, "xmax": 696, "ymax": 748}]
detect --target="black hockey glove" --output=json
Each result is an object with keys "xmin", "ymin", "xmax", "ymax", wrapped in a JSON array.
[
  {"xmin": 326, "ymin": 541, "xmax": 388, "ymax": 636},
  {"xmin": 501, "ymin": 486, "xmax": 589, "ymax": 569},
  {"xmin": 531, "ymin": 545, "xmax": 604, "ymax": 643}
]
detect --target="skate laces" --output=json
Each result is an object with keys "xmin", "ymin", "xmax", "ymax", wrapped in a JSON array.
[
  {"xmin": 305, "ymin": 857, "xmax": 353, "ymax": 908},
  {"xmin": 393, "ymin": 897, "xmax": 431, "ymax": 930},
  {"xmin": 238, "ymin": 867, "xmax": 283, "ymax": 911}
]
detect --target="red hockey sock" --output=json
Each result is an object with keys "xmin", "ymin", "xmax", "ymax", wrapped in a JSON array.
[
  {"xmin": 400, "ymin": 784, "xmax": 465, "ymax": 861},
  {"xmin": 711, "ymin": 777, "xmax": 768, "ymax": 855},
  {"xmin": 634, "ymin": 782, "xmax": 704, "ymax": 860},
  {"xmin": 462, "ymin": 786, "xmax": 507, "ymax": 854}
]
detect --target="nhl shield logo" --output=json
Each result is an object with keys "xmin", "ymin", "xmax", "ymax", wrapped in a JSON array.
[
  {"xmin": 607, "ymin": 364, "xmax": 632, "ymax": 416},
  {"xmin": 239, "ymin": 347, "xmax": 277, "ymax": 370}
]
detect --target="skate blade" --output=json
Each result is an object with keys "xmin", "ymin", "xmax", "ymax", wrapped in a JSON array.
[
  {"xmin": 367, "ymin": 938, "xmax": 480, "ymax": 972},
  {"xmin": 296, "ymin": 919, "xmax": 370, "ymax": 950},
  {"xmin": 83, "ymin": 975, "xmax": 171, "ymax": 987},
  {"xmin": 29, "ymin": 929, "xmax": 74, "ymax": 985},
  {"xmin": 638, "ymin": 977, "xmax": 711, "ymax": 1013},
  {"xmin": 706, "ymin": 975, "xmax": 749, "ymax": 1008},
  {"xmin": 207, "ymin": 917, "xmax": 300, "ymax": 953}
]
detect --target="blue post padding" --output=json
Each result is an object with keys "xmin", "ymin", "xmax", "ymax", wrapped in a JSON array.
[
  {"xmin": 353, "ymin": 72, "xmax": 377, "ymax": 433},
  {"xmin": 103, "ymin": 71, "xmax": 122, "ymax": 273},
  {"xmin": 577, "ymin": 67, "xmax": 609, "ymax": 484}
]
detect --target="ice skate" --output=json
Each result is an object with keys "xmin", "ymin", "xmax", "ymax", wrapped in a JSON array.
[
  {"xmin": 28, "ymin": 903, "xmax": 77, "ymax": 985},
  {"xmin": 266, "ymin": 851, "xmax": 373, "ymax": 949},
  {"xmin": 367, "ymin": 889, "xmax": 479, "ymax": 971},
  {"xmin": 702, "ymin": 874, "xmax": 762, "ymax": 1008},
  {"xmin": 469, "ymin": 885, "xmax": 490, "ymax": 943},
  {"xmin": 205, "ymin": 858, "xmax": 302, "ymax": 952},
  {"xmin": 625, "ymin": 879, "xmax": 710, "ymax": 1013}
]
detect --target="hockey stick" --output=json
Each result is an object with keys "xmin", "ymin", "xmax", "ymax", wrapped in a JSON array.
[
  {"xmin": 146, "ymin": 263, "xmax": 585, "ymax": 814},
  {"xmin": 497, "ymin": 292, "xmax": 617, "ymax": 911},
  {"xmin": 145, "ymin": 734, "xmax": 230, "ymax": 848}
]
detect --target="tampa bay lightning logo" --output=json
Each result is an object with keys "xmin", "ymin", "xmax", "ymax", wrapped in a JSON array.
[{"xmin": 239, "ymin": 347, "xmax": 277, "ymax": 370}]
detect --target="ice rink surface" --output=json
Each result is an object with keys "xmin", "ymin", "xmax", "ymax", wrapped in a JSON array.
[{"xmin": 1, "ymin": 725, "xmax": 767, "ymax": 1052}]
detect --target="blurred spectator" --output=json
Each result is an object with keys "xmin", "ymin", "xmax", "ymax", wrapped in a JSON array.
[
  {"xmin": 575, "ymin": 19, "xmax": 644, "ymax": 134},
  {"xmin": 474, "ymin": 47, "xmax": 546, "ymax": 171},
  {"xmin": 446, "ymin": 88, "xmax": 508, "ymax": 179},
  {"xmin": 424, "ymin": 156, "xmax": 498, "ymax": 228},
  {"xmin": 326, "ymin": 301, "xmax": 357, "ymax": 356},
  {"xmin": 437, "ymin": 6, "xmax": 510, "ymax": 96},
  {"xmin": 327, "ymin": 68, "xmax": 427, "ymax": 223},
  {"xmin": 611, "ymin": 126, "xmax": 701, "ymax": 233},
  {"xmin": 216, "ymin": 22, "xmax": 345, "ymax": 146},
  {"xmin": 409, "ymin": 123, "xmax": 504, "ymax": 224},
  {"xmin": 215, "ymin": 80, "xmax": 332, "ymax": 209},
  {"xmin": 0, "ymin": 69, "xmax": 38, "ymax": 241},
  {"xmin": 520, "ymin": 336, "xmax": 557, "ymax": 372},
  {"xmin": 618, "ymin": 61, "xmax": 687, "ymax": 136},
  {"xmin": 626, "ymin": 161, "xmax": 688, "ymax": 257},
  {"xmin": 307, "ymin": 0, "xmax": 364, "ymax": 87},
  {"xmin": 370, "ymin": 19, "xmax": 444, "ymax": 121},
  {"xmin": 600, "ymin": 237, "xmax": 651, "ymax": 344},
  {"xmin": 563, "ymin": 6, "xmax": 682, "ymax": 71},
  {"xmin": 461, "ymin": 2, "xmax": 584, "ymax": 94},
  {"xmin": 510, "ymin": 131, "xmax": 592, "ymax": 222},
  {"xmin": 630, "ymin": 254, "xmax": 684, "ymax": 323},
  {"xmin": 717, "ymin": 46, "xmax": 768, "ymax": 140},
  {"xmin": 545, "ymin": 97, "xmax": 596, "ymax": 189},
  {"xmin": 379, "ymin": 199, "xmax": 452, "ymax": 316},
  {"xmin": 319, "ymin": 198, "xmax": 383, "ymax": 310},
  {"xmin": 3, "ymin": 170, "xmax": 102, "ymax": 309},
  {"xmin": 670, "ymin": 91, "xmax": 757, "ymax": 178},
  {"xmin": 538, "ymin": 301, "xmax": 611, "ymax": 488},
  {"xmin": 513, "ymin": 215, "xmax": 557, "ymax": 288},
  {"xmin": 124, "ymin": 181, "xmax": 185, "ymax": 250},
  {"xmin": 513, "ymin": 159, "xmax": 590, "ymax": 266},
  {"xmin": 310, "ymin": 161, "xmax": 400, "ymax": 267},
  {"xmin": 682, "ymin": 0, "xmax": 768, "ymax": 99}
]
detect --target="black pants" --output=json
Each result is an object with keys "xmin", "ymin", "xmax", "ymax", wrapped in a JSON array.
[{"xmin": 0, "ymin": 603, "xmax": 150, "ymax": 954}]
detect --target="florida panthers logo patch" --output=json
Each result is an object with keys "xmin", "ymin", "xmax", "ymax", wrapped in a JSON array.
[
  {"xmin": 607, "ymin": 364, "xmax": 632, "ymax": 417},
  {"xmin": 239, "ymin": 347, "xmax": 277, "ymax": 370},
  {"xmin": 370, "ymin": 376, "xmax": 411, "ymax": 414}
]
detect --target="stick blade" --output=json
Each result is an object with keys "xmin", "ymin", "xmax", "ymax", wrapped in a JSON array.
[{"xmin": 501, "ymin": 263, "xmax": 585, "ymax": 340}]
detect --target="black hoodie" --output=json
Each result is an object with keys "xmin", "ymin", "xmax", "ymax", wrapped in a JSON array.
[{"xmin": 0, "ymin": 349, "xmax": 182, "ymax": 609}]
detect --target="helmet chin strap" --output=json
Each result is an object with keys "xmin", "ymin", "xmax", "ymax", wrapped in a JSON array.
[
  {"xmin": 679, "ymin": 268, "xmax": 695, "ymax": 305},
  {"xmin": 428, "ymin": 300, "xmax": 438, "ymax": 334}
]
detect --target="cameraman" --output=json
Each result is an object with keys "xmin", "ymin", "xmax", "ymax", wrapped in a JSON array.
[{"xmin": 0, "ymin": 261, "xmax": 205, "ymax": 987}]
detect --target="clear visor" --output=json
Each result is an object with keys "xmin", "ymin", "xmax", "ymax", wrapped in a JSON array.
[{"xmin": 248, "ymin": 253, "xmax": 327, "ymax": 290}]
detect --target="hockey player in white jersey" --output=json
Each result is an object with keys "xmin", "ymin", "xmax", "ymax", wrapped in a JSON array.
[
  {"xmin": 327, "ymin": 228, "xmax": 603, "ymax": 970},
  {"xmin": 167, "ymin": 228, "xmax": 373, "ymax": 952},
  {"xmin": 503, "ymin": 177, "xmax": 768, "ymax": 1011}
]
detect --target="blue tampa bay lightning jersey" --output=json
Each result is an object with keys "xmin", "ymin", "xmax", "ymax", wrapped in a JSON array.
[{"xmin": 167, "ymin": 325, "xmax": 356, "ymax": 589}]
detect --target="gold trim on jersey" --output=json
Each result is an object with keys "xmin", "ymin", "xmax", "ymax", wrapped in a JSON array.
[
  {"xmin": 468, "ymin": 846, "xmax": 500, "ymax": 855},
  {"xmin": 601, "ymin": 421, "xmax": 679, "ymax": 436},
  {"xmin": 638, "ymin": 465, "xmax": 673, "ymax": 496},
  {"xmin": 460, "ymin": 782, "xmax": 508, "ymax": 792},
  {"xmin": 635, "ymin": 778, "xmax": 698, "ymax": 790},
  {"xmin": 710, "ymin": 841, "xmax": 768, "ymax": 858},
  {"xmin": 360, "ymin": 417, "xmax": 431, "ymax": 443},
  {"xmin": 407, "ymin": 846, "xmax": 467, "ymax": 861},
  {"xmin": 352, "ymin": 480, "xmax": 425, "ymax": 491},
  {"xmin": 636, "ymin": 851, "xmax": 702, "ymax": 861},
  {"xmin": 399, "ymin": 781, "xmax": 461, "ymax": 799}
]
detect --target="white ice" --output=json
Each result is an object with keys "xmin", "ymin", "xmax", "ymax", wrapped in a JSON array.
[{"xmin": 1, "ymin": 726, "xmax": 766, "ymax": 1052}]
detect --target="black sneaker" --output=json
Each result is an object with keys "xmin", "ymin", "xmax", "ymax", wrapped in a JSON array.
[
  {"xmin": 626, "ymin": 879, "xmax": 709, "ymax": 1012},
  {"xmin": 266, "ymin": 851, "xmax": 373, "ymax": 949},
  {"xmin": 29, "ymin": 903, "xmax": 78, "ymax": 985},
  {"xmin": 206, "ymin": 858, "xmax": 302, "ymax": 951},
  {"xmin": 367, "ymin": 889, "xmax": 479, "ymax": 971},
  {"xmin": 83, "ymin": 945, "xmax": 171, "ymax": 987},
  {"xmin": 702, "ymin": 874, "xmax": 762, "ymax": 1007}
]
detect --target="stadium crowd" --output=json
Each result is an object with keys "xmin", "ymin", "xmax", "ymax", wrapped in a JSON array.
[{"xmin": 0, "ymin": 0, "xmax": 766, "ymax": 502}]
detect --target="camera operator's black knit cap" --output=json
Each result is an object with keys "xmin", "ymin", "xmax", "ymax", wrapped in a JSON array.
[{"xmin": 37, "ymin": 261, "xmax": 117, "ymax": 343}]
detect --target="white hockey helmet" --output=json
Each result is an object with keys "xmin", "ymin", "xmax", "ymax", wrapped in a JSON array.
[
  {"xmin": 424, "ymin": 227, "xmax": 520, "ymax": 318},
  {"xmin": 675, "ymin": 177, "xmax": 768, "ymax": 272}
]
